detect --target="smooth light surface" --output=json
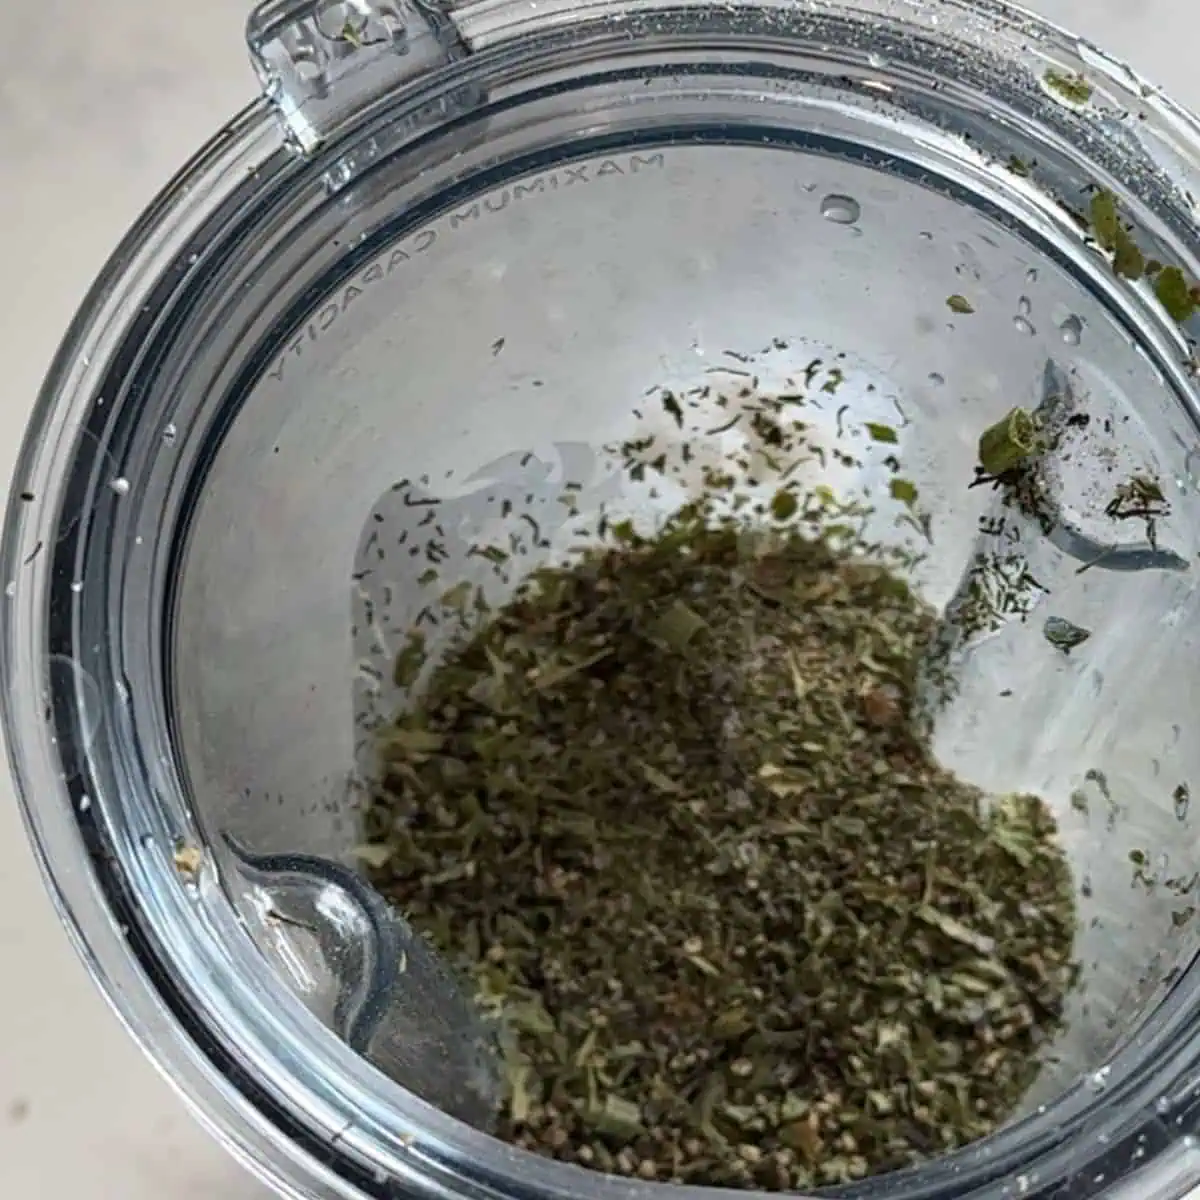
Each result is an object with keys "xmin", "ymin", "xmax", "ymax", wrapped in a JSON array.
[{"xmin": 0, "ymin": 1, "xmax": 1194, "ymax": 1197}]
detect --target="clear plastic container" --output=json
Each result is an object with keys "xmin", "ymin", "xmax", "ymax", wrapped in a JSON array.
[{"xmin": 7, "ymin": 1, "xmax": 1200, "ymax": 1198}]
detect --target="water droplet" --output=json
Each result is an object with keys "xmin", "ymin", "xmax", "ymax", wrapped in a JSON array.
[
  {"xmin": 1017, "ymin": 295, "xmax": 1032, "ymax": 317},
  {"xmin": 109, "ymin": 477, "xmax": 130, "ymax": 496},
  {"xmin": 954, "ymin": 241, "xmax": 983, "ymax": 280},
  {"xmin": 1059, "ymin": 314, "xmax": 1084, "ymax": 345},
  {"xmin": 1013, "ymin": 315, "xmax": 1036, "ymax": 336},
  {"xmin": 69, "ymin": 580, "xmax": 83, "ymax": 594},
  {"xmin": 820, "ymin": 193, "xmax": 861, "ymax": 225},
  {"xmin": 1156, "ymin": 1095, "xmax": 1172, "ymax": 1116},
  {"xmin": 139, "ymin": 833, "xmax": 156, "ymax": 851},
  {"xmin": 928, "ymin": 372, "xmax": 945, "ymax": 387},
  {"xmin": 1184, "ymin": 447, "xmax": 1200, "ymax": 489},
  {"xmin": 78, "ymin": 792, "xmax": 91, "ymax": 813},
  {"xmin": 1025, "ymin": 267, "xmax": 1039, "ymax": 284},
  {"xmin": 867, "ymin": 51, "xmax": 889, "ymax": 69},
  {"xmin": 4, "ymin": 581, "xmax": 14, "ymax": 599},
  {"xmin": 918, "ymin": 230, "xmax": 933, "ymax": 241},
  {"xmin": 1089, "ymin": 1065, "xmax": 1112, "ymax": 1091},
  {"xmin": 162, "ymin": 423, "xmax": 178, "ymax": 446}
]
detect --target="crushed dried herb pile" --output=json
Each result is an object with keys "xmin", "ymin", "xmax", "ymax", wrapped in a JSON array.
[{"xmin": 361, "ymin": 510, "xmax": 1078, "ymax": 1191}]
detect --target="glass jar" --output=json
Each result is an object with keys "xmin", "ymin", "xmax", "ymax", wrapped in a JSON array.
[{"xmin": 7, "ymin": 1, "xmax": 1200, "ymax": 1198}]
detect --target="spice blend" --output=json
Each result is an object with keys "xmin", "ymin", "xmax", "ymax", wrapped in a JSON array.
[{"xmin": 360, "ymin": 373, "xmax": 1079, "ymax": 1190}]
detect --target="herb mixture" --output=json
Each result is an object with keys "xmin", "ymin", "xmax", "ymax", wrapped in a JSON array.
[{"xmin": 361, "ymin": 493, "xmax": 1078, "ymax": 1189}]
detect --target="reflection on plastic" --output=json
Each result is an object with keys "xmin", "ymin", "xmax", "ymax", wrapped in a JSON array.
[
  {"xmin": 1099, "ymin": 1136, "xmax": 1200, "ymax": 1200},
  {"xmin": 221, "ymin": 831, "xmax": 503, "ymax": 1128},
  {"xmin": 48, "ymin": 654, "xmax": 103, "ymax": 783}
]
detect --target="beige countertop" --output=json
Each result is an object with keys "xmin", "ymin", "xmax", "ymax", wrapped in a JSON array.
[{"xmin": 0, "ymin": 1, "xmax": 1194, "ymax": 1196}]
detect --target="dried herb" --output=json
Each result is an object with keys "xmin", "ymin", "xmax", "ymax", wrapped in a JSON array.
[
  {"xmin": 1089, "ymin": 191, "xmax": 1121, "ymax": 252},
  {"xmin": 1086, "ymin": 189, "xmax": 1199, "ymax": 302},
  {"xmin": 978, "ymin": 407, "xmax": 1040, "ymax": 477},
  {"xmin": 1087, "ymin": 189, "xmax": 1144, "ymax": 278},
  {"xmin": 865, "ymin": 421, "xmax": 899, "ymax": 444},
  {"xmin": 962, "ymin": 364, "xmax": 1186, "ymax": 574},
  {"xmin": 946, "ymin": 294, "xmax": 975, "ymax": 314},
  {"xmin": 1154, "ymin": 266, "xmax": 1197, "ymax": 323},
  {"xmin": 357, "ymin": 352, "xmax": 1083, "ymax": 1188},
  {"xmin": 364, "ymin": 512, "xmax": 1078, "ymax": 1189},
  {"xmin": 1043, "ymin": 616, "xmax": 1091, "ymax": 654},
  {"xmin": 1106, "ymin": 474, "xmax": 1169, "ymax": 549},
  {"xmin": 1043, "ymin": 69, "xmax": 1093, "ymax": 105},
  {"xmin": 1112, "ymin": 235, "xmax": 1146, "ymax": 281}
]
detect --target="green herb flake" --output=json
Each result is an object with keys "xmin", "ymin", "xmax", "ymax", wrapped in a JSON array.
[
  {"xmin": 392, "ymin": 631, "xmax": 427, "ymax": 688},
  {"xmin": 770, "ymin": 489, "xmax": 799, "ymax": 520},
  {"xmin": 1044, "ymin": 68, "xmax": 1093, "ymax": 105},
  {"xmin": 585, "ymin": 1094, "xmax": 645, "ymax": 1138},
  {"xmin": 864, "ymin": 422, "xmax": 899, "ymax": 444},
  {"xmin": 1043, "ymin": 616, "xmax": 1091, "ymax": 655},
  {"xmin": 1112, "ymin": 233, "xmax": 1146, "ymax": 281},
  {"xmin": 351, "ymin": 843, "xmax": 395, "ymax": 869},
  {"xmin": 946, "ymin": 294, "xmax": 975, "ymax": 315},
  {"xmin": 978, "ymin": 407, "xmax": 1040, "ymax": 476},
  {"xmin": 1089, "ymin": 191, "xmax": 1121, "ymax": 251},
  {"xmin": 646, "ymin": 599, "xmax": 709, "ymax": 651},
  {"xmin": 1155, "ymin": 266, "xmax": 1198, "ymax": 323},
  {"xmin": 1088, "ymin": 190, "xmax": 1152, "ymax": 281},
  {"xmin": 440, "ymin": 581, "xmax": 475, "ymax": 612}
]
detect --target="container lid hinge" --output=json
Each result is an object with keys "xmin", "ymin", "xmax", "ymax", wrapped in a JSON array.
[{"xmin": 246, "ymin": 0, "xmax": 469, "ymax": 154}]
